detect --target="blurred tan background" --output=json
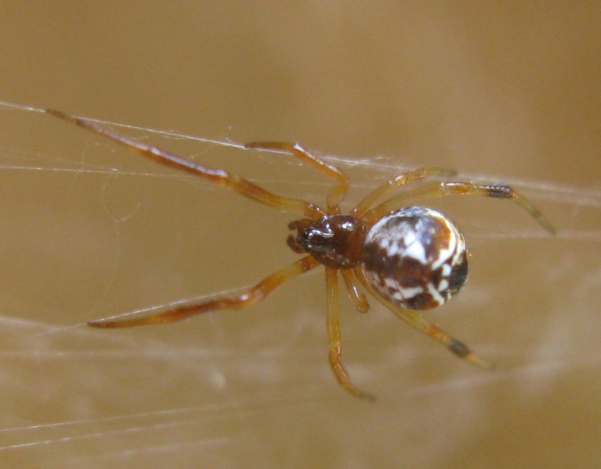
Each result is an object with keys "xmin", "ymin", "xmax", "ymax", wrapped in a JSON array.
[{"xmin": 0, "ymin": 2, "xmax": 600, "ymax": 468}]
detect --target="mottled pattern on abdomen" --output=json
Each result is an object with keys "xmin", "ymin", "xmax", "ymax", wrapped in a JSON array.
[{"xmin": 361, "ymin": 206, "xmax": 468, "ymax": 310}]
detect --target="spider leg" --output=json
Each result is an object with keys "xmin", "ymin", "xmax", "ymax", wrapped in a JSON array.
[
  {"xmin": 46, "ymin": 110, "xmax": 324, "ymax": 219},
  {"xmin": 341, "ymin": 269, "xmax": 369, "ymax": 314},
  {"xmin": 325, "ymin": 267, "xmax": 375, "ymax": 401},
  {"xmin": 245, "ymin": 142, "xmax": 349, "ymax": 212},
  {"xmin": 363, "ymin": 180, "xmax": 556, "ymax": 235},
  {"xmin": 351, "ymin": 167, "xmax": 456, "ymax": 217},
  {"xmin": 388, "ymin": 302, "xmax": 493, "ymax": 368},
  {"xmin": 354, "ymin": 267, "xmax": 493, "ymax": 369},
  {"xmin": 88, "ymin": 256, "xmax": 319, "ymax": 328}
]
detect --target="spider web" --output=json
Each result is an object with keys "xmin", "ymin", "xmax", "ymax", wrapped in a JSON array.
[{"xmin": 0, "ymin": 101, "xmax": 600, "ymax": 468}]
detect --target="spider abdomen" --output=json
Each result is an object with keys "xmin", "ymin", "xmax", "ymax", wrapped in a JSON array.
[{"xmin": 361, "ymin": 206, "xmax": 468, "ymax": 310}]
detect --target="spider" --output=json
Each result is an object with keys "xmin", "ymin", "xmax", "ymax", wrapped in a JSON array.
[{"xmin": 47, "ymin": 109, "xmax": 555, "ymax": 400}]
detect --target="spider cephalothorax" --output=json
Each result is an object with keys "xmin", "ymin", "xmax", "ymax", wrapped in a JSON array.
[
  {"xmin": 287, "ymin": 215, "xmax": 367, "ymax": 269},
  {"xmin": 46, "ymin": 109, "xmax": 555, "ymax": 400}
]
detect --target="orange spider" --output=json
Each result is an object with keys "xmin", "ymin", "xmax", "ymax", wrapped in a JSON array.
[{"xmin": 47, "ymin": 109, "xmax": 555, "ymax": 400}]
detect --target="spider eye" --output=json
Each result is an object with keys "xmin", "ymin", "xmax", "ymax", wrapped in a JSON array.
[
  {"xmin": 299, "ymin": 226, "xmax": 333, "ymax": 252},
  {"xmin": 287, "ymin": 222, "xmax": 335, "ymax": 255}
]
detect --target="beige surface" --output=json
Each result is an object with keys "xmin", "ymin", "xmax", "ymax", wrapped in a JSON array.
[{"xmin": 0, "ymin": 3, "xmax": 600, "ymax": 468}]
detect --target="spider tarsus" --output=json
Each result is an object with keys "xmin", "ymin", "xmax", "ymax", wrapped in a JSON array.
[
  {"xmin": 358, "ymin": 391, "xmax": 377, "ymax": 402},
  {"xmin": 46, "ymin": 108, "xmax": 71, "ymax": 121},
  {"xmin": 87, "ymin": 318, "xmax": 147, "ymax": 328},
  {"xmin": 345, "ymin": 386, "xmax": 376, "ymax": 402},
  {"xmin": 536, "ymin": 215, "xmax": 557, "ymax": 236},
  {"xmin": 465, "ymin": 354, "xmax": 495, "ymax": 370},
  {"xmin": 495, "ymin": 185, "xmax": 557, "ymax": 236},
  {"xmin": 447, "ymin": 338, "xmax": 494, "ymax": 370},
  {"xmin": 87, "ymin": 320, "xmax": 118, "ymax": 328},
  {"xmin": 47, "ymin": 109, "xmax": 88, "ymax": 130}
]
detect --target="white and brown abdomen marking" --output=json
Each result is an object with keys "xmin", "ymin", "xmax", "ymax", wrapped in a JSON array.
[{"xmin": 361, "ymin": 206, "xmax": 468, "ymax": 310}]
